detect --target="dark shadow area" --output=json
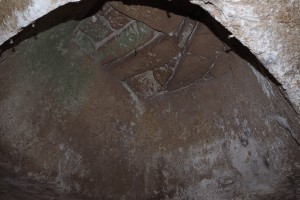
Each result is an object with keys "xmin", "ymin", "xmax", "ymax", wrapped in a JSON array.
[
  {"xmin": 0, "ymin": 0, "xmax": 104, "ymax": 56},
  {"xmin": 0, "ymin": 0, "xmax": 280, "ymax": 85}
]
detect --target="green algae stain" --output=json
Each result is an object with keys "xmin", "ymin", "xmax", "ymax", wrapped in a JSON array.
[
  {"xmin": 74, "ymin": 16, "xmax": 113, "ymax": 54},
  {"xmin": 92, "ymin": 22, "xmax": 155, "ymax": 64},
  {"xmin": 19, "ymin": 20, "xmax": 97, "ymax": 114},
  {"xmin": 77, "ymin": 17, "xmax": 112, "ymax": 43},
  {"xmin": 74, "ymin": 31, "xmax": 95, "ymax": 54},
  {"xmin": 10, "ymin": 17, "xmax": 155, "ymax": 114}
]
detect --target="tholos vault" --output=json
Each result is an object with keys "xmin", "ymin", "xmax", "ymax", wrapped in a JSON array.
[{"xmin": 0, "ymin": 1, "xmax": 299, "ymax": 199}]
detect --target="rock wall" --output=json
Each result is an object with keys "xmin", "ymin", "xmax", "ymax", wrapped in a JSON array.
[
  {"xmin": 190, "ymin": 0, "xmax": 300, "ymax": 114},
  {"xmin": 0, "ymin": 0, "xmax": 79, "ymax": 45},
  {"xmin": 1, "ymin": 0, "xmax": 299, "ymax": 114},
  {"xmin": 0, "ymin": 2, "xmax": 299, "ymax": 199}
]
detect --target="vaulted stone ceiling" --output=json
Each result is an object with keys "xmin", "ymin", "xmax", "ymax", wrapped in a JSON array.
[
  {"xmin": 0, "ymin": 1, "xmax": 300, "ymax": 199},
  {"xmin": 0, "ymin": 0, "xmax": 300, "ymax": 114}
]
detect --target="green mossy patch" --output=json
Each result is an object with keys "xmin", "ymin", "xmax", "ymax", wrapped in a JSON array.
[{"xmin": 18, "ymin": 20, "xmax": 97, "ymax": 114}]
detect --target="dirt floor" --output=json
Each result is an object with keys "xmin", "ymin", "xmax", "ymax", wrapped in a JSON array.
[{"xmin": 0, "ymin": 1, "xmax": 299, "ymax": 200}]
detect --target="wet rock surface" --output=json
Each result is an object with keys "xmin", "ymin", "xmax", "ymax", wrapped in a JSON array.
[
  {"xmin": 0, "ymin": 167, "xmax": 93, "ymax": 200},
  {"xmin": 0, "ymin": 2, "xmax": 299, "ymax": 200}
]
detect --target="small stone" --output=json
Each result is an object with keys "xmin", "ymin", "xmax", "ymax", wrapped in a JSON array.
[
  {"xmin": 153, "ymin": 66, "xmax": 173, "ymax": 86},
  {"xmin": 125, "ymin": 70, "xmax": 161, "ymax": 97}
]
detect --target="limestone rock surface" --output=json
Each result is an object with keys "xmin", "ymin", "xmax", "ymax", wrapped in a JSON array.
[
  {"xmin": 0, "ymin": 0, "xmax": 80, "ymax": 46},
  {"xmin": 190, "ymin": 0, "xmax": 300, "ymax": 113},
  {"xmin": 0, "ymin": 0, "xmax": 299, "ymax": 114},
  {"xmin": 0, "ymin": 3, "xmax": 299, "ymax": 199}
]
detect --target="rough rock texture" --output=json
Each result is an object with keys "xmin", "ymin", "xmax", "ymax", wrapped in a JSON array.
[
  {"xmin": 0, "ymin": 0, "xmax": 82, "ymax": 46},
  {"xmin": 109, "ymin": 1, "xmax": 183, "ymax": 34},
  {"xmin": 190, "ymin": 0, "xmax": 300, "ymax": 114},
  {"xmin": 0, "ymin": 3, "xmax": 300, "ymax": 199},
  {"xmin": 0, "ymin": 167, "xmax": 92, "ymax": 200},
  {"xmin": 0, "ymin": 1, "xmax": 299, "ymax": 115}
]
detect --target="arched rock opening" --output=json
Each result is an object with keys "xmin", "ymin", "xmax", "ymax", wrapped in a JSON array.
[{"xmin": 0, "ymin": 1, "xmax": 299, "ymax": 199}]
